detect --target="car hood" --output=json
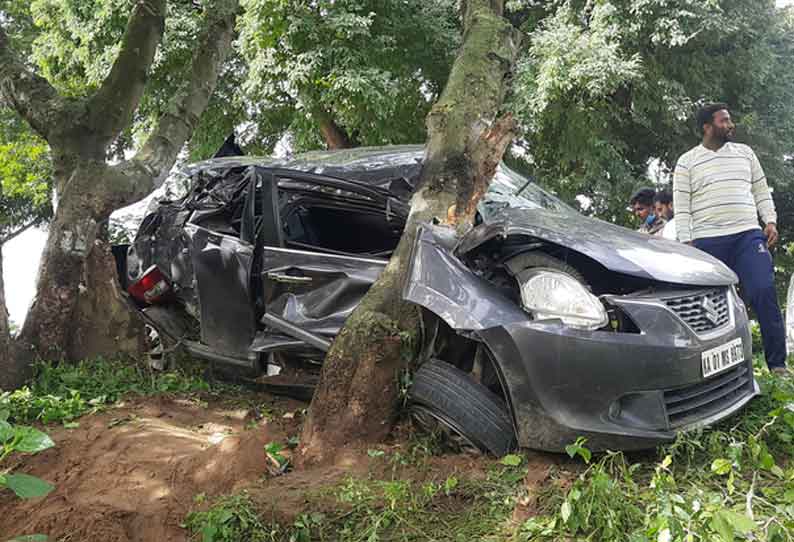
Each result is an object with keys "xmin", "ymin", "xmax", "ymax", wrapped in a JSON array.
[{"xmin": 459, "ymin": 207, "xmax": 737, "ymax": 286}]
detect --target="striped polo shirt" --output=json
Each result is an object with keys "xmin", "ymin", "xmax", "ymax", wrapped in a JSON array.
[{"xmin": 673, "ymin": 142, "xmax": 777, "ymax": 243}]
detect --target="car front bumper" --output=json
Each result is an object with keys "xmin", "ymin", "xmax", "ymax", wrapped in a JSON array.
[{"xmin": 478, "ymin": 287, "xmax": 758, "ymax": 452}]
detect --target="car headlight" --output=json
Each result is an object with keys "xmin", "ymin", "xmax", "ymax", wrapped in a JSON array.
[{"xmin": 517, "ymin": 270, "xmax": 608, "ymax": 330}]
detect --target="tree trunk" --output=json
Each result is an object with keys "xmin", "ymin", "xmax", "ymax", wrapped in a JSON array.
[
  {"xmin": 3, "ymin": 0, "xmax": 239, "ymax": 371},
  {"xmin": 18, "ymin": 168, "xmax": 106, "ymax": 361},
  {"xmin": 297, "ymin": 0, "xmax": 520, "ymax": 466},
  {"xmin": 69, "ymin": 239, "xmax": 147, "ymax": 361}
]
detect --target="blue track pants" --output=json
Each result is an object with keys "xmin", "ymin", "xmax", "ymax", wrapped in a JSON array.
[{"xmin": 694, "ymin": 229, "xmax": 786, "ymax": 369}]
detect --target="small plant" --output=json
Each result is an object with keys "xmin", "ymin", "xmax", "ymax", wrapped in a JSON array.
[
  {"xmin": 184, "ymin": 493, "xmax": 274, "ymax": 542},
  {"xmin": 564, "ymin": 436, "xmax": 592, "ymax": 464},
  {"xmin": 0, "ymin": 410, "xmax": 55, "ymax": 499},
  {"xmin": 500, "ymin": 453, "xmax": 524, "ymax": 467},
  {"xmin": 264, "ymin": 441, "xmax": 289, "ymax": 473}
]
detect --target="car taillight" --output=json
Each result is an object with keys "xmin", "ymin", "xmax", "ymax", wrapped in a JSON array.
[{"xmin": 128, "ymin": 265, "xmax": 171, "ymax": 304}]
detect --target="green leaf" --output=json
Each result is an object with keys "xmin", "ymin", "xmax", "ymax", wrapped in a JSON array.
[
  {"xmin": 710, "ymin": 511, "xmax": 734, "ymax": 542},
  {"xmin": 0, "ymin": 420, "xmax": 13, "ymax": 442},
  {"xmin": 7, "ymin": 535, "xmax": 49, "ymax": 542},
  {"xmin": 14, "ymin": 426, "xmax": 55, "ymax": 453},
  {"xmin": 0, "ymin": 409, "xmax": 9, "ymax": 421},
  {"xmin": 720, "ymin": 510, "xmax": 756, "ymax": 535},
  {"xmin": 500, "ymin": 454, "xmax": 523, "ymax": 466},
  {"xmin": 561, "ymin": 500, "xmax": 572, "ymax": 523},
  {"xmin": 201, "ymin": 523, "xmax": 217, "ymax": 542},
  {"xmin": 577, "ymin": 446, "xmax": 591, "ymax": 463},
  {"xmin": 2, "ymin": 473, "xmax": 54, "ymax": 499},
  {"xmin": 710, "ymin": 458, "xmax": 732, "ymax": 475},
  {"xmin": 564, "ymin": 437, "xmax": 591, "ymax": 463}
]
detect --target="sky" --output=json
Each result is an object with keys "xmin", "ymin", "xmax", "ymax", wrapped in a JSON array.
[{"xmin": 3, "ymin": 226, "xmax": 47, "ymax": 327}]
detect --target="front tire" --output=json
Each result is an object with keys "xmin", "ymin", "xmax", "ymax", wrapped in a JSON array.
[{"xmin": 409, "ymin": 359, "xmax": 516, "ymax": 456}]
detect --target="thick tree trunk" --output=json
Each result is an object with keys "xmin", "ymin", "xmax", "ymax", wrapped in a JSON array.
[
  {"xmin": 6, "ymin": 0, "xmax": 238, "ymax": 368},
  {"xmin": 297, "ymin": 0, "xmax": 520, "ymax": 466},
  {"xmin": 69, "ymin": 239, "xmax": 147, "ymax": 361},
  {"xmin": 18, "ymin": 168, "xmax": 105, "ymax": 361}
]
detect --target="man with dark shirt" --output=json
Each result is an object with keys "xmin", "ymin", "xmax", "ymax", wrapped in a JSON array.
[{"xmin": 630, "ymin": 187, "xmax": 665, "ymax": 235}]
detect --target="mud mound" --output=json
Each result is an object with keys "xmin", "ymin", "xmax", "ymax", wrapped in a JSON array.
[{"xmin": 0, "ymin": 395, "xmax": 302, "ymax": 542}]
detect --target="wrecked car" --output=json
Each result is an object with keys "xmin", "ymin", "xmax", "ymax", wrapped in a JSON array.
[{"xmin": 115, "ymin": 145, "xmax": 758, "ymax": 455}]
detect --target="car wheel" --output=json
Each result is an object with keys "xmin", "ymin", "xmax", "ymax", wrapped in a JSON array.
[
  {"xmin": 409, "ymin": 359, "xmax": 516, "ymax": 456},
  {"xmin": 505, "ymin": 251, "xmax": 585, "ymax": 283}
]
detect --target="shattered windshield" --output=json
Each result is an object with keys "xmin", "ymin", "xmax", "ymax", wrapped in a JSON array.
[{"xmin": 480, "ymin": 164, "xmax": 577, "ymax": 219}]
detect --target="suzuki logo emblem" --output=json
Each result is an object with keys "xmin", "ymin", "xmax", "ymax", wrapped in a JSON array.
[{"xmin": 701, "ymin": 296, "xmax": 721, "ymax": 325}]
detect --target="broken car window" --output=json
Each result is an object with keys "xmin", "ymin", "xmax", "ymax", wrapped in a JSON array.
[{"xmin": 480, "ymin": 165, "xmax": 576, "ymax": 220}]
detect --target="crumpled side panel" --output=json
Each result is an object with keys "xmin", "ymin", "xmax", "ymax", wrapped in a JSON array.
[
  {"xmin": 403, "ymin": 224, "xmax": 527, "ymax": 331},
  {"xmin": 260, "ymin": 248, "xmax": 387, "ymax": 337}
]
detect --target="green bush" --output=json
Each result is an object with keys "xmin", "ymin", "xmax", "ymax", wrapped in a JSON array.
[{"xmin": 0, "ymin": 359, "xmax": 211, "ymax": 424}]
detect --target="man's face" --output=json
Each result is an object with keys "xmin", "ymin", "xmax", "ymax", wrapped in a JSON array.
[
  {"xmin": 705, "ymin": 109, "xmax": 735, "ymax": 143},
  {"xmin": 633, "ymin": 202, "xmax": 652, "ymax": 222},
  {"xmin": 654, "ymin": 201, "xmax": 673, "ymax": 220}
]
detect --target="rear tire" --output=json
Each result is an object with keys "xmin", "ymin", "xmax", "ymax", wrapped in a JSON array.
[{"xmin": 409, "ymin": 359, "xmax": 515, "ymax": 456}]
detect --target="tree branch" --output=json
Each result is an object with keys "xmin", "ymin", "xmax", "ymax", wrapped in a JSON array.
[
  {"xmin": 0, "ymin": 218, "xmax": 39, "ymax": 245},
  {"xmin": 0, "ymin": 27, "xmax": 62, "ymax": 141},
  {"xmin": 85, "ymin": 0, "xmax": 166, "ymax": 145},
  {"xmin": 109, "ymin": 0, "xmax": 240, "ymax": 209},
  {"xmin": 314, "ymin": 106, "xmax": 356, "ymax": 149}
]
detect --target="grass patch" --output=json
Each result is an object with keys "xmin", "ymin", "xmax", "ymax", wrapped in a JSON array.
[
  {"xmin": 186, "ymin": 451, "xmax": 528, "ymax": 542},
  {"xmin": 520, "ymin": 367, "xmax": 794, "ymax": 542},
  {"xmin": 187, "ymin": 358, "xmax": 794, "ymax": 542},
  {"xmin": 0, "ymin": 358, "xmax": 222, "ymax": 424},
  {"xmin": 185, "ymin": 493, "xmax": 278, "ymax": 542}
]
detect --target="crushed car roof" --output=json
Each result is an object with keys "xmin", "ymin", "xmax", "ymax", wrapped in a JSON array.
[{"xmin": 181, "ymin": 145, "xmax": 427, "ymax": 185}]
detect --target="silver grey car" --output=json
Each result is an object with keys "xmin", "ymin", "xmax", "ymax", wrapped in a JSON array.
[{"xmin": 116, "ymin": 145, "xmax": 758, "ymax": 455}]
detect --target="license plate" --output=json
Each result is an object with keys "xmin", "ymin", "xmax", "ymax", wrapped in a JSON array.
[{"xmin": 702, "ymin": 338, "xmax": 744, "ymax": 378}]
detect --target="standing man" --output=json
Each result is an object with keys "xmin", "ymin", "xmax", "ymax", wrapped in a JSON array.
[
  {"xmin": 674, "ymin": 103, "xmax": 787, "ymax": 374},
  {"xmin": 630, "ymin": 187, "xmax": 666, "ymax": 235}
]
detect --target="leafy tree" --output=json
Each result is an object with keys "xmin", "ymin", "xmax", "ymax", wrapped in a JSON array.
[
  {"xmin": 510, "ymin": 0, "xmax": 794, "ymax": 231},
  {"xmin": 0, "ymin": 0, "xmax": 240, "ymax": 388},
  {"xmin": 237, "ymin": 0, "xmax": 460, "ymax": 150}
]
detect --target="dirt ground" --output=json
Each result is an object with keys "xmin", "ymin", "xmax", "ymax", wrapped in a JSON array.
[
  {"xmin": 1, "ymin": 389, "xmax": 560, "ymax": 542},
  {"xmin": 0, "ymin": 392, "xmax": 306, "ymax": 542}
]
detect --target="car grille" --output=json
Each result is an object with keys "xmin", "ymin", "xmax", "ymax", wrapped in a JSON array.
[
  {"xmin": 663, "ymin": 289, "xmax": 730, "ymax": 334},
  {"xmin": 664, "ymin": 365, "xmax": 751, "ymax": 428}
]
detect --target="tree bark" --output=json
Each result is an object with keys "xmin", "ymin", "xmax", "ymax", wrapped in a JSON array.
[
  {"xmin": 6, "ymin": 0, "xmax": 239, "ymax": 378},
  {"xmin": 69, "ymin": 238, "xmax": 147, "ymax": 361},
  {"xmin": 0, "ymin": 28, "xmax": 62, "ymax": 141},
  {"xmin": 297, "ymin": 0, "xmax": 520, "ymax": 466},
  {"xmin": 85, "ymin": 0, "xmax": 166, "ymax": 146},
  {"xmin": 314, "ymin": 107, "xmax": 355, "ymax": 149}
]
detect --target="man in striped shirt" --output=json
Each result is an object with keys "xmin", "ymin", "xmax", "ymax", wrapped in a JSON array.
[{"xmin": 673, "ymin": 103, "xmax": 786, "ymax": 374}]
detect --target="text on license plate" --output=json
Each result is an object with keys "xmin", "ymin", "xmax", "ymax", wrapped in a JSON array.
[{"xmin": 702, "ymin": 338, "xmax": 744, "ymax": 378}]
